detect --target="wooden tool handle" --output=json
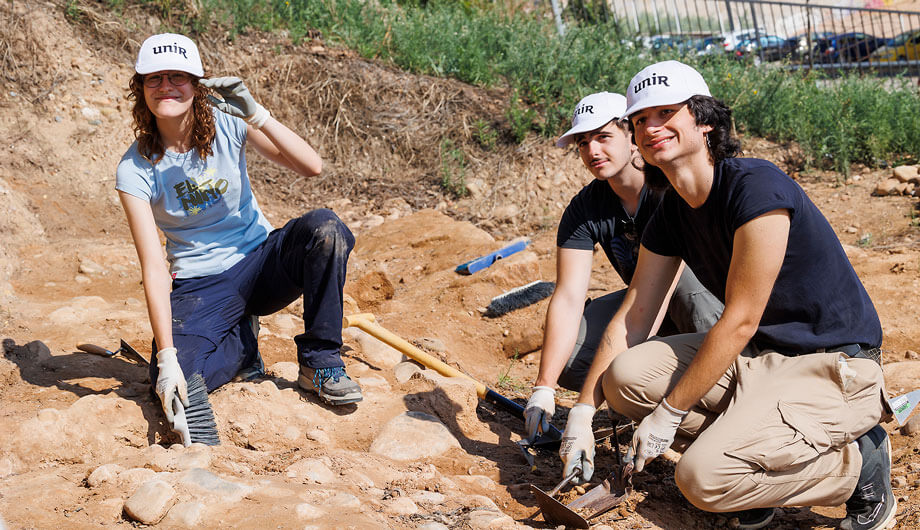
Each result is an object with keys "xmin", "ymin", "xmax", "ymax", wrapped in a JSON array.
[
  {"xmin": 76, "ymin": 343, "xmax": 115, "ymax": 356},
  {"xmin": 343, "ymin": 313, "xmax": 488, "ymax": 398}
]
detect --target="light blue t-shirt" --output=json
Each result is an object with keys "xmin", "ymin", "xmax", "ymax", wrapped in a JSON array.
[{"xmin": 116, "ymin": 111, "xmax": 273, "ymax": 279}]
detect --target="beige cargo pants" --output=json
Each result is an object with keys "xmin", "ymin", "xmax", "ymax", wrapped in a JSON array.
[{"xmin": 602, "ymin": 332, "xmax": 886, "ymax": 512}]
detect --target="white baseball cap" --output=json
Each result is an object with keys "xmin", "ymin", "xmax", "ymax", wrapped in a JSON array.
[
  {"xmin": 624, "ymin": 61, "xmax": 711, "ymax": 118},
  {"xmin": 135, "ymin": 33, "xmax": 204, "ymax": 77},
  {"xmin": 556, "ymin": 92, "xmax": 627, "ymax": 148}
]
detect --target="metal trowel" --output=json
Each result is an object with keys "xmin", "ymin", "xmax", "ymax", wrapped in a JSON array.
[
  {"xmin": 76, "ymin": 339, "xmax": 149, "ymax": 365},
  {"xmin": 531, "ymin": 423, "xmax": 634, "ymax": 528}
]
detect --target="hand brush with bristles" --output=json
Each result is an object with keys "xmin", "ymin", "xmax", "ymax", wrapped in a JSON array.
[
  {"xmin": 484, "ymin": 281, "xmax": 556, "ymax": 318},
  {"xmin": 170, "ymin": 373, "xmax": 220, "ymax": 446}
]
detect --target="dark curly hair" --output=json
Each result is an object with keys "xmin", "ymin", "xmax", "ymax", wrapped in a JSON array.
[
  {"xmin": 128, "ymin": 73, "xmax": 216, "ymax": 164},
  {"xmin": 632, "ymin": 95, "xmax": 742, "ymax": 190}
]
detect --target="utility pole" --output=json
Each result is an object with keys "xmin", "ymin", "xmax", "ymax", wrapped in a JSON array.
[{"xmin": 550, "ymin": 0, "xmax": 566, "ymax": 37}]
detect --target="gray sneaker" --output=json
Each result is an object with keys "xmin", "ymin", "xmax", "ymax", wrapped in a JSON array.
[
  {"xmin": 840, "ymin": 425, "xmax": 896, "ymax": 530},
  {"xmin": 298, "ymin": 365, "xmax": 362, "ymax": 405}
]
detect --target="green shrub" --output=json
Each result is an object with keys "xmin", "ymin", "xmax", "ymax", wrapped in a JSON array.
[{"xmin": 143, "ymin": 0, "xmax": 920, "ymax": 173}]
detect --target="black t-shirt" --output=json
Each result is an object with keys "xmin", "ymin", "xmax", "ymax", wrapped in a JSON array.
[
  {"xmin": 642, "ymin": 157, "xmax": 882, "ymax": 354},
  {"xmin": 557, "ymin": 179, "xmax": 662, "ymax": 284}
]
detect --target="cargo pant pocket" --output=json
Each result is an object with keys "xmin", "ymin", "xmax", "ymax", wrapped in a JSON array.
[{"xmin": 725, "ymin": 401, "xmax": 833, "ymax": 481}]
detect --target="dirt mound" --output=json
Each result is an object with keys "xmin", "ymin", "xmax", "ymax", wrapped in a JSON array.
[{"xmin": 1, "ymin": 1, "xmax": 919, "ymax": 528}]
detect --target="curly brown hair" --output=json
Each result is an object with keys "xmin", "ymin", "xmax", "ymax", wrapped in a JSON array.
[{"xmin": 128, "ymin": 73, "xmax": 216, "ymax": 164}]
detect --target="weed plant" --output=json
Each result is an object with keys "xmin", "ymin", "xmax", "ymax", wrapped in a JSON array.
[{"xmin": 139, "ymin": 0, "xmax": 920, "ymax": 173}]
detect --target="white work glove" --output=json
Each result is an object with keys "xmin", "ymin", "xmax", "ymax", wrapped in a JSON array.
[
  {"xmin": 524, "ymin": 386, "xmax": 555, "ymax": 442},
  {"xmin": 626, "ymin": 398, "xmax": 687, "ymax": 472},
  {"xmin": 200, "ymin": 77, "xmax": 271, "ymax": 129},
  {"xmin": 155, "ymin": 347, "xmax": 189, "ymax": 424},
  {"xmin": 559, "ymin": 403, "xmax": 596, "ymax": 484}
]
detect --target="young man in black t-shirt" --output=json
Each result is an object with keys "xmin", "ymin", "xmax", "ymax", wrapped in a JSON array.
[
  {"xmin": 559, "ymin": 61, "xmax": 891, "ymax": 530},
  {"xmin": 523, "ymin": 92, "xmax": 723, "ymax": 460}
]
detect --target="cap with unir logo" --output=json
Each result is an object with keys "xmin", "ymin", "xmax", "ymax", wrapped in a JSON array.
[
  {"xmin": 135, "ymin": 33, "xmax": 204, "ymax": 77},
  {"xmin": 623, "ymin": 60, "xmax": 711, "ymax": 118},
  {"xmin": 556, "ymin": 92, "xmax": 628, "ymax": 148}
]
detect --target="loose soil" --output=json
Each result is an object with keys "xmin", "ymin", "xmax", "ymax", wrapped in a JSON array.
[{"xmin": 1, "ymin": 1, "xmax": 919, "ymax": 529}]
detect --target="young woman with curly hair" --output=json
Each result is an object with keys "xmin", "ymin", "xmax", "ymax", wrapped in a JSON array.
[{"xmin": 116, "ymin": 34, "xmax": 363, "ymax": 444}]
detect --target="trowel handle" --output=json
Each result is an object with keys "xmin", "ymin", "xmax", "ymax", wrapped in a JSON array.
[
  {"xmin": 548, "ymin": 466, "xmax": 583, "ymax": 497},
  {"xmin": 76, "ymin": 344, "xmax": 116, "ymax": 357}
]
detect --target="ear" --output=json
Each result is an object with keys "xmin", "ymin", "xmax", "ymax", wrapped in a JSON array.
[{"xmin": 698, "ymin": 124, "xmax": 714, "ymax": 134}]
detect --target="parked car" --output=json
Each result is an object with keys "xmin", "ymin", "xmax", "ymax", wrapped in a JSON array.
[
  {"xmin": 735, "ymin": 34, "xmax": 797, "ymax": 61},
  {"xmin": 815, "ymin": 32, "xmax": 891, "ymax": 62},
  {"xmin": 695, "ymin": 35, "xmax": 729, "ymax": 55},
  {"xmin": 785, "ymin": 31, "xmax": 836, "ymax": 58},
  {"xmin": 870, "ymin": 29, "xmax": 920, "ymax": 62},
  {"xmin": 720, "ymin": 28, "xmax": 767, "ymax": 52}
]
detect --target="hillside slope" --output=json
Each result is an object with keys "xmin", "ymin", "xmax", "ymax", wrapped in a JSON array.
[{"xmin": 1, "ymin": 1, "xmax": 919, "ymax": 528}]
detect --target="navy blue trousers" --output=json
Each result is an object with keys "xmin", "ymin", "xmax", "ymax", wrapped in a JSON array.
[{"xmin": 150, "ymin": 209, "xmax": 354, "ymax": 392}]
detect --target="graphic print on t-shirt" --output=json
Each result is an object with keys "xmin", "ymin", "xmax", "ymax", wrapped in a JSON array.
[{"xmin": 173, "ymin": 167, "xmax": 229, "ymax": 216}]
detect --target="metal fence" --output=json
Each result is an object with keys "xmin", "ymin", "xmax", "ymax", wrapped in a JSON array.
[{"xmin": 559, "ymin": 0, "xmax": 920, "ymax": 78}]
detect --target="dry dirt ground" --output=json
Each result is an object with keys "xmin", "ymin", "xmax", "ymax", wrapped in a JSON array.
[{"xmin": 1, "ymin": 1, "xmax": 920, "ymax": 529}]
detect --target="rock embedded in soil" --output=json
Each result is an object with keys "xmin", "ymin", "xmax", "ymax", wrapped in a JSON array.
[
  {"xmin": 123, "ymin": 479, "xmax": 175, "ymax": 524},
  {"xmin": 163, "ymin": 501, "xmax": 204, "ymax": 527},
  {"xmin": 295, "ymin": 503, "xmax": 325, "ymax": 520},
  {"xmin": 285, "ymin": 457, "xmax": 337, "ymax": 484},
  {"xmin": 265, "ymin": 361, "xmax": 299, "ymax": 382},
  {"xmin": 86, "ymin": 463, "xmax": 124, "ymax": 487},
  {"xmin": 394, "ymin": 361, "xmax": 423, "ymax": 383},
  {"xmin": 348, "ymin": 327, "xmax": 405, "ymax": 368},
  {"xmin": 369, "ymin": 411, "xmax": 461, "ymax": 461},
  {"xmin": 176, "ymin": 468, "xmax": 253, "ymax": 503},
  {"xmin": 900, "ymin": 414, "xmax": 920, "ymax": 436}
]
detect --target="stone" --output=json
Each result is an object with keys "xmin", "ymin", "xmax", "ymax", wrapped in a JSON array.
[
  {"xmin": 502, "ymin": 326, "xmax": 543, "ymax": 357},
  {"xmin": 0, "ymin": 456, "xmax": 15, "ymax": 478},
  {"xmin": 285, "ymin": 458, "xmax": 337, "ymax": 484},
  {"xmin": 363, "ymin": 214, "xmax": 385, "ymax": 229},
  {"xmin": 481, "ymin": 249, "xmax": 540, "ymax": 289},
  {"xmin": 295, "ymin": 503, "xmax": 325, "ymax": 520},
  {"xmin": 370, "ymin": 411, "xmax": 461, "ymax": 461},
  {"xmin": 384, "ymin": 496, "xmax": 419, "ymax": 515},
  {"xmin": 118, "ymin": 467, "xmax": 157, "ymax": 490},
  {"xmin": 417, "ymin": 337, "xmax": 446, "ymax": 353},
  {"xmin": 410, "ymin": 490, "xmax": 446, "ymax": 505},
  {"xmin": 465, "ymin": 494, "xmax": 500, "ymax": 511},
  {"xmin": 874, "ymin": 177, "xmax": 901, "ymax": 196},
  {"xmin": 394, "ymin": 361, "xmax": 423, "ymax": 383},
  {"xmin": 465, "ymin": 178, "xmax": 486, "ymax": 198},
  {"xmin": 305, "ymin": 428, "xmax": 331, "ymax": 445},
  {"xmin": 906, "ymin": 350, "xmax": 920, "ymax": 361},
  {"xmin": 78, "ymin": 258, "xmax": 105, "ymax": 275},
  {"xmin": 265, "ymin": 361, "xmax": 299, "ymax": 382},
  {"xmin": 358, "ymin": 374, "xmax": 391, "ymax": 391},
  {"xmin": 328, "ymin": 492, "xmax": 362, "ymax": 509},
  {"xmin": 176, "ymin": 468, "xmax": 253, "ymax": 503},
  {"xmin": 892, "ymin": 165, "xmax": 919, "ymax": 183},
  {"xmin": 163, "ymin": 501, "xmax": 204, "ymax": 527},
  {"xmin": 893, "ymin": 476, "xmax": 907, "ymax": 488},
  {"xmin": 352, "ymin": 329, "xmax": 404, "ymax": 368},
  {"xmin": 467, "ymin": 509, "xmax": 515, "ymax": 529},
  {"xmin": 123, "ymin": 480, "xmax": 175, "ymax": 524},
  {"xmin": 900, "ymin": 414, "xmax": 920, "ymax": 436},
  {"xmin": 452, "ymin": 475, "xmax": 496, "ymax": 490},
  {"xmin": 176, "ymin": 445, "xmax": 212, "ymax": 470},
  {"xmin": 87, "ymin": 463, "xmax": 124, "ymax": 487},
  {"xmin": 418, "ymin": 523, "xmax": 450, "ymax": 530}
]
